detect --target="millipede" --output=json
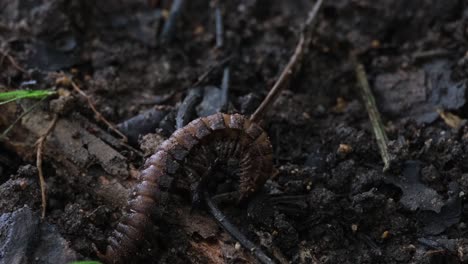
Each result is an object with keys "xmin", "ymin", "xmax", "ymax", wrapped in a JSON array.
[
  {"xmin": 99, "ymin": 113, "xmax": 273, "ymax": 263},
  {"xmin": 98, "ymin": 1, "xmax": 323, "ymax": 262}
]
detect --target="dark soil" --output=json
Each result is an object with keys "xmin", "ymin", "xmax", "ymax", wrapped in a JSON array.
[{"xmin": 1, "ymin": 0, "xmax": 468, "ymax": 263}]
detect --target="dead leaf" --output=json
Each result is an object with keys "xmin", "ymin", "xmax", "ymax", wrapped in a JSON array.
[{"xmin": 437, "ymin": 109, "xmax": 465, "ymax": 129}]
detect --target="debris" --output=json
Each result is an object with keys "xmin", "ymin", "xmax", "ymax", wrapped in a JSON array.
[
  {"xmin": 20, "ymin": 109, "xmax": 130, "ymax": 180},
  {"xmin": 196, "ymin": 86, "xmax": 226, "ymax": 117},
  {"xmin": 337, "ymin": 144, "xmax": 352, "ymax": 155},
  {"xmin": 374, "ymin": 60, "xmax": 466, "ymax": 123},
  {"xmin": 176, "ymin": 88, "xmax": 203, "ymax": 129},
  {"xmin": 139, "ymin": 133, "xmax": 166, "ymax": 156},
  {"xmin": 117, "ymin": 106, "xmax": 170, "ymax": 146},
  {"xmin": 387, "ymin": 161, "xmax": 444, "ymax": 212},
  {"xmin": 0, "ymin": 206, "xmax": 77, "ymax": 264},
  {"xmin": 437, "ymin": 109, "xmax": 465, "ymax": 129},
  {"xmin": 420, "ymin": 182, "xmax": 461, "ymax": 235},
  {"xmin": 381, "ymin": 230, "xmax": 390, "ymax": 240},
  {"xmin": 331, "ymin": 97, "xmax": 348, "ymax": 113}
]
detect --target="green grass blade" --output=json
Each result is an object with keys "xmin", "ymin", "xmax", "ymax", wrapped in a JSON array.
[{"xmin": 0, "ymin": 90, "xmax": 56, "ymax": 105}]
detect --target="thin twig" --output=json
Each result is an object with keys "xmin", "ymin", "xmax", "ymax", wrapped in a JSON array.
[
  {"xmin": 36, "ymin": 114, "xmax": 59, "ymax": 219},
  {"xmin": 351, "ymin": 54, "xmax": 391, "ymax": 171},
  {"xmin": 213, "ymin": 1, "xmax": 230, "ymax": 113},
  {"xmin": 412, "ymin": 49, "xmax": 451, "ymax": 63},
  {"xmin": 220, "ymin": 66, "xmax": 230, "ymax": 112},
  {"xmin": 0, "ymin": 97, "xmax": 47, "ymax": 140},
  {"xmin": 215, "ymin": 5, "xmax": 224, "ymax": 49},
  {"xmin": 250, "ymin": 0, "xmax": 324, "ymax": 123},
  {"xmin": 68, "ymin": 78, "xmax": 128, "ymax": 143},
  {"xmin": 203, "ymin": 192, "xmax": 276, "ymax": 264}
]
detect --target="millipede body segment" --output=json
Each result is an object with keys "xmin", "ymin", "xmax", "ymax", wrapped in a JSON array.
[{"xmin": 101, "ymin": 113, "xmax": 273, "ymax": 263}]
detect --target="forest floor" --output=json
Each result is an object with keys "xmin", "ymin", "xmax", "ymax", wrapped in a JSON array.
[{"xmin": 1, "ymin": 1, "xmax": 468, "ymax": 263}]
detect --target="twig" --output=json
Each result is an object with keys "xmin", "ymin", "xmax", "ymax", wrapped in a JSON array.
[
  {"xmin": 35, "ymin": 114, "xmax": 59, "ymax": 219},
  {"xmin": 0, "ymin": 97, "xmax": 47, "ymax": 140},
  {"xmin": 351, "ymin": 54, "xmax": 391, "ymax": 171},
  {"xmin": 412, "ymin": 49, "xmax": 451, "ymax": 63},
  {"xmin": 203, "ymin": 192, "xmax": 276, "ymax": 264},
  {"xmin": 118, "ymin": 106, "xmax": 170, "ymax": 145},
  {"xmin": 220, "ymin": 66, "xmax": 230, "ymax": 112},
  {"xmin": 160, "ymin": 0, "xmax": 185, "ymax": 43},
  {"xmin": 250, "ymin": 0, "xmax": 324, "ymax": 123},
  {"xmin": 68, "ymin": 78, "xmax": 128, "ymax": 143},
  {"xmin": 214, "ymin": 3, "xmax": 230, "ymax": 113},
  {"xmin": 176, "ymin": 88, "xmax": 203, "ymax": 129},
  {"xmin": 215, "ymin": 5, "xmax": 223, "ymax": 49}
]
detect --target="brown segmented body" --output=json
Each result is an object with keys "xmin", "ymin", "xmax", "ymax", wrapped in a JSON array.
[{"xmin": 100, "ymin": 113, "xmax": 273, "ymax": 263}]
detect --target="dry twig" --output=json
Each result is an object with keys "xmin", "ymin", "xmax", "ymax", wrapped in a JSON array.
[
  {"xmin": 250, "ymin": 0, "xmax": 324, "ymax": 123},
  {"xmin": 351, "ymin": 54, "xmax": 391, "ymax": 171},
  {"xmin": 35, "ymin": 114, "xmax": 59, "ymax": 219},
  {"xmin": 67, "ymin": 78, "xmax": 128, "ymax": 142}
]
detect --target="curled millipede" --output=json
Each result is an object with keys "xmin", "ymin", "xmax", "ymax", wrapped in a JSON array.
[{"xmin": 100, "ymin": 113, "xmax": 273, "ymax": 263}]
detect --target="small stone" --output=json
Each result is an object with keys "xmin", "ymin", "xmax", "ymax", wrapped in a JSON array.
[
  {"xmin": 337, "ymin": 144, "xmax": 353, "ymax": 155},
  {"xmin": 381, "ymin": 230, "xmax": 390, "ymax": 239}
]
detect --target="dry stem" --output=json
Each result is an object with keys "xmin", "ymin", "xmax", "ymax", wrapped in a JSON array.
[
  {"xmin": 250, "ymin": 0, "xmax": 324, "ymax": 123},
  {"xmin": 68, "ymin": 78, "xmax": 128, "ymax": 143},
  {"xmin": 351, "ymin": 55, "xmax": 391, "ymax": 171},
  {"xmin": 36, "ymin": 114, "xmax": 59, "ymax": 219}
]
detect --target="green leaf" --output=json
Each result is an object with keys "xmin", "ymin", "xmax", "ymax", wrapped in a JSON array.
[{"xmin": 0, "ymin": 90, "xmax": 56, "ymax": 105}]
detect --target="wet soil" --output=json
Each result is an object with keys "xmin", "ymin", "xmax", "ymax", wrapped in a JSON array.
[{"xmin": 1, "ymin": 0, "xmax": 468, "ymax": 263}]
